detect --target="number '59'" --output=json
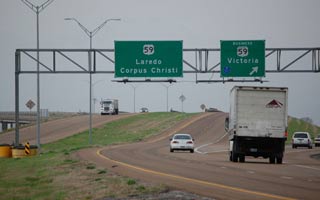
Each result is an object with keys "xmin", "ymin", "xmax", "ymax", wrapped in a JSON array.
[
  {"xmin": 237, "ymin": 46, "xmax": 248, "ymax": 57},
  {"xmin": 143, "ymin": 44, "xmax": 155, "ymax": 55}
]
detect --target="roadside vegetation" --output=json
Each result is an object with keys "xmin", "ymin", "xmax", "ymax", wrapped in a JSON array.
[
  {"xmin": 0, "ymin": 112, "xmax": 195, "ymax": 200},
  {"xmin": 288, "ymin": 117, "xmax": 320, "ymax": 141}
]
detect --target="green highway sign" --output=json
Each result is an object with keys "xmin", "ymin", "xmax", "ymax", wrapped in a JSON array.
[
  {"xmin": 220, "ymin": 40, "xmax": 265, "ymax": 77},
  {"xmin": 115, "ymin": 41, "xmax": 183, "ymax": 78}
]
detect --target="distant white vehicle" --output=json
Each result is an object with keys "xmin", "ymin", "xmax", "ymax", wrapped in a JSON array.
[
  {"xmin": 100, "ymin": 99, "xmax": 119, "ymax": 115},
  {"xmin": 170, "ymin": 133, "xmax": 194, "ymax": 153},
  {"xmin": 292, "ymin": 132, "xmax": 313, "ymax": 149}
]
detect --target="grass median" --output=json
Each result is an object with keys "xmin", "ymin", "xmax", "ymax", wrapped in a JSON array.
[{"xmin": 0, "ymin": 112, "xmax": 196, "ymax": 200}]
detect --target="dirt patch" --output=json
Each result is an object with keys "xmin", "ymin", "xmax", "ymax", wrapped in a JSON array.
[{"xmin": 52, "ymin": 153, "xmax": 169, "ymax": 200}]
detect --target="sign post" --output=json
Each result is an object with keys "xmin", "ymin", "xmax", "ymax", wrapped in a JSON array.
[
  {"xmin": 220, "ymin": 40, "xmax": 265, "ymax": 77},
  {"xmin": 115, "ymin": 41, "xmax": 183, "ymax": 78},
  {"xmin": 179, "ymin": 94, "xmax": 186, "ymax": 112}
]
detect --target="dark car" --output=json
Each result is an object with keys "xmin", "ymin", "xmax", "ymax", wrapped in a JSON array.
[{"xmin": 140, "ymin": 107, "xmax": 149, "ymax": 113}]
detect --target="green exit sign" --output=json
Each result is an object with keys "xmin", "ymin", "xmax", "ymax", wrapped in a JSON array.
[
  {"xmin": 220, "ymin": 40, "xmax": 265, "ymax": 77},
  {"xmin": 115, "ymin": 41, "xmax": 183, "ymax": 78}
]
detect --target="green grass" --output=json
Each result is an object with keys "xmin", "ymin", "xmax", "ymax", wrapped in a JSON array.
[
  {"xmin": 288, "ymin": 117, "xmax": 320, "ymax": 142},
  {"xmin": 0, "ymin": 112, "xmax": 194, "ymax": 200}
]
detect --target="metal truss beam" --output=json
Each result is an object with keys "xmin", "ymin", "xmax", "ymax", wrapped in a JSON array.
[
  {"xmin": 14, "ymin": 47, "xmax": 320, "ymax": 145},
  {"xmin": 16, "ymin": 48, "xmax": 320, "ymax": 75},
  {"xmin": 112, "ymin": 79, "xmax": 177, "ymax": 83}
]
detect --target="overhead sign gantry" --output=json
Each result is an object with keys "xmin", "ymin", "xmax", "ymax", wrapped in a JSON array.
[{"xmin": 14, "ymin": 45, "xmax": 320, "ymax": 146}]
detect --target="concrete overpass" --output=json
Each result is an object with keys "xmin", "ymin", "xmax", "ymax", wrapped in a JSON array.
[{"xmin": 0, "ymin": 111, "xmax": 43, "ymax": 132}]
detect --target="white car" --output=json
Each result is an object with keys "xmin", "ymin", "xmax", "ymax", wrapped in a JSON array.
[
  {"xmin": 314, "ymin": 134, "xmax": 320, "ymax": 147},
  {"xmin": 292, "ymin": 132, "xmax": 313, "ymax": 149},
  {"xmin": 170, "ymin": 133, "xmax": 194, "ymax": 153}
]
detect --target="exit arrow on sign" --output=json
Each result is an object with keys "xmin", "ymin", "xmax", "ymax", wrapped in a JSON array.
[{"xmin": 249, "ymin": 66, "xmax": 259, "ymax": 75}]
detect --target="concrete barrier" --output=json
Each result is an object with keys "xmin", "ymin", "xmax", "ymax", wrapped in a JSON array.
[{"xmin": 12, "ymin": 145, "xmax": 37, "ymax": 158}]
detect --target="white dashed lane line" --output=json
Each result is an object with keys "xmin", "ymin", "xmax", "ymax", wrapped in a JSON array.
[
  {"xmin": 281, "ymin": 176, "xmax": 293, "ymax": 180},
  {"xmin": 294, "ymin": 164, "xmax": 320, "ymax": 171}
]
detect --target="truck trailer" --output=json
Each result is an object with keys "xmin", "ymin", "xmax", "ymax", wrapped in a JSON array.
[
  {"xmin": 100, "ymin": 99, "xmax": 119, "ymax": 115},
  {"xmin": 225, "ymin": 86, "xmax": 288, "ymax": 164}
]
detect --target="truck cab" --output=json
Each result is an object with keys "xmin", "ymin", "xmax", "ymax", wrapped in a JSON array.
[{"xmin": 100, "ymin": 99, "xmax": 119, "ymax": 115}]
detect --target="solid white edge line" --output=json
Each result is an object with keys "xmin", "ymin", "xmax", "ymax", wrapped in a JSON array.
[
  {"xmin": 195, "ymin": 132, "xmax": 229, "ymax": 154},
  {"xmin": 195, "ymin": 143, "xmax": 212, "ymax": 154}
]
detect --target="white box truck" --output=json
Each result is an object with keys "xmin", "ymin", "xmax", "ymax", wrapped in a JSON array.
[
  {"xmin": 225, "ymin": 86, "xmax": 288, "ymax": 164},
  {"xmin": 100, "ymin": 99, "xmax": 119, "ymax": 115}
]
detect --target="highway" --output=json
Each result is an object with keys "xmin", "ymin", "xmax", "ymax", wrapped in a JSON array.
[
  {"xmin": 2, "ymin": 112, "xmax": 319, "ymax": 199},
  {"xmin": 77, "ymin": 112, "xmax": 320, "ymax": 200}
]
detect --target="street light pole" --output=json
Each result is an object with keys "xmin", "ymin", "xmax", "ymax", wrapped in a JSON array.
[
  {"xmin": 129, "ymin": 85, "xmax": 138, "ymax": 113},
  {"xmin": 65, "ymin": 17, "xmax": 120, "ymax": 144},
  {"xmin": 21, "ymin": 0, "xmax": 55, "ymax": 149},
  {"xmin": 83, "ymin": 79, "xmax": 104, "ymax": 113},
  {"xmin": 160, "ymin": 83, "xmax": 172, "ymax": 112},
  {"xmin": 92, "ymin": 80, "xmax": 103, "ymax": 113}
]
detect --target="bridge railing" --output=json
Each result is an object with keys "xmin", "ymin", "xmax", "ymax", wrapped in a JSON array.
[{"xmin": 0, "ymin": 111, "xmax": 48, "ymax": 121}]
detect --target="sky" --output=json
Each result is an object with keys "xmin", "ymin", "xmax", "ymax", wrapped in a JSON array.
[{"xmin": 1, "ymin": 0, "xmax": 320, "ymax": 125}]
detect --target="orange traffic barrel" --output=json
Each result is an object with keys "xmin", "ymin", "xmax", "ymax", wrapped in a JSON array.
[{"xmin": 0, "ymin": 144, "xmax": 12, "ymax": 158}]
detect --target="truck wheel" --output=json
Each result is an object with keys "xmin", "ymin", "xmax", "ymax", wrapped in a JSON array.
[
  {"xmin": 269, "ymin": 156, "xmax": 276, "ymax": 164},
  {"xmin": 231, "ymin": 152, "xmax": 238, "ymax": 162},
  {"xmin": 276, "ymin": 156, "xmax": 283, "ymax": 164},
  {"xmin": 229, "ymin": 153, "xmax": 232, "ymax": 161},
  {"xmin": 239, "ymin": 155, "xmax": 245, "ymax": 163}
]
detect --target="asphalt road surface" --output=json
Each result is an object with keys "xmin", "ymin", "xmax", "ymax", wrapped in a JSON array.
[
  {"xmin": 77, "ymin": 112, "xmax": 320, "ymax": 200},
  {"xmin": 3, "ymin": 112, "xmax": 319, "ymax": 199},
  {"xmin": 0, "ymin": 113, "xmax": 134, "ymax": 145}
]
